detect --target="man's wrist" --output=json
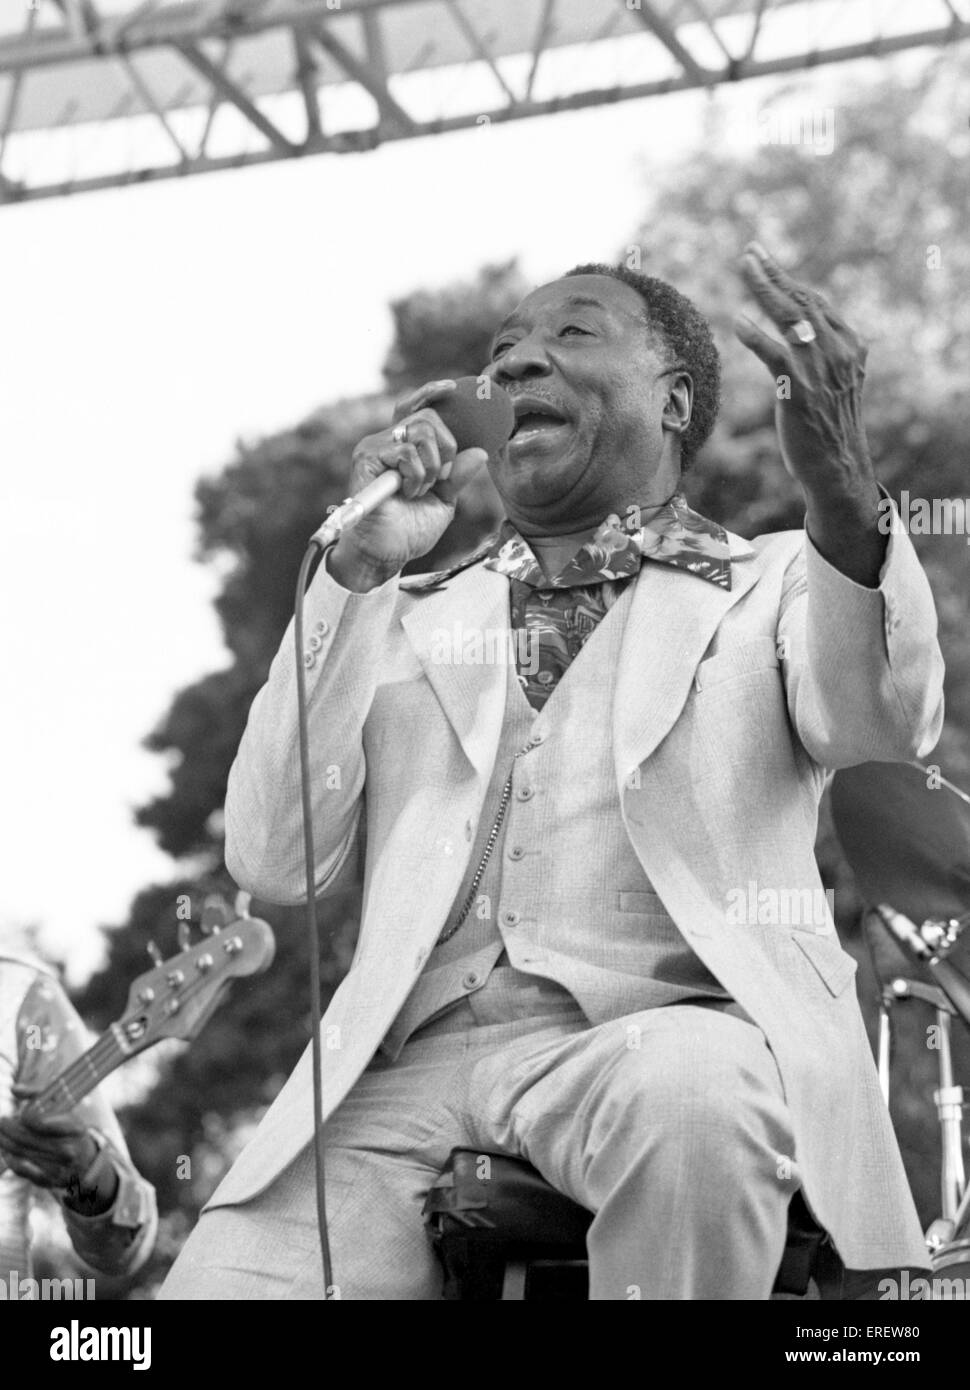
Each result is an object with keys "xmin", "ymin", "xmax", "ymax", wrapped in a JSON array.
[
  {"xmin": 804, "ymin": 481, "xmax": 887, "ymax": 588},
  {"xmin": 326, "ymin": 541, "xmax": 399, "ymax": 594}
]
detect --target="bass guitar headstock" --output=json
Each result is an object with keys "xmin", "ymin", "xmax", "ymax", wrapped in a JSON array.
[{"xmin": 114, "ymin": 891, "xmax": 275, "ymax": 1056}]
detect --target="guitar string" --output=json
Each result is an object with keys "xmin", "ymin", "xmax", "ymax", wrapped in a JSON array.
[{"xmin": 31, "ymin": 1035, "xmax": 126, "ymax": 1116}]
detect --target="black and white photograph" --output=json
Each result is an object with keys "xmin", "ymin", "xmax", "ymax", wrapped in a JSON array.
[{"xmin": 1, "ymin": 0, "xmax": 969, "ymax": 1351}]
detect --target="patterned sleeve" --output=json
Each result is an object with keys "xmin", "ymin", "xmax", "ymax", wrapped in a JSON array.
[
  {"xmin": 0, "ymin": 964, "xmax": 34, "ymax": 1279},
  {"xmin": 15, "ymin": 972, "xmax": 158, "ymax": 1277}
]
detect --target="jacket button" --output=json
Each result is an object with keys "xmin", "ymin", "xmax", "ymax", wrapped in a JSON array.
[
  {"xmin": 303, "ymin": 652, "xmax": 315, "ymax": 669},
  {"xmin": 465, "ymin": 820, "xmax": 473, "ymax": 840},
  {"xmin": 517, "ymin": 787, "xmax": 534, "ymax": 802},
  {"xmin": 501, "ymin": 909, "xmax": 520, "ymax": 928},
  {"xmin": 461, "ymin": 970, "xmax": 481, "ymax": 990},
  {"xmin": 508, "ymin": 845, "xmax": 525, "ymax": 861},
  {"xmin": 315, "ymin": 619, "xmax": 330, "ymax": 636},
  {"xmin": 308, "ymin": 634, "xmax": 324, "ymax": 652}
]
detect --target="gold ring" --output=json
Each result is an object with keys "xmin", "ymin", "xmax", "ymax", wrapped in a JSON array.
[{"xmin": 391, "ymin": 423, "xmax": 408, "ymax": 444}]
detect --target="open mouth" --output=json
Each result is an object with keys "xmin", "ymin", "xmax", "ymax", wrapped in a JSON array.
[{"xmin": 509, "ymin": 398, "xmax": 570, "ymax": 442}]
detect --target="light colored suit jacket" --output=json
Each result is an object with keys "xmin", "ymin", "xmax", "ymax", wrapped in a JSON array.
[{"xmin": 212, "ymin": 512, "xmax": 944, "ymax": 1271}]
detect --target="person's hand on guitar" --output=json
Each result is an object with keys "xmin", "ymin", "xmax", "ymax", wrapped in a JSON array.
[{"xmin": 0, "ymin": 1084, "xmax": 119, "ymax": 1214}]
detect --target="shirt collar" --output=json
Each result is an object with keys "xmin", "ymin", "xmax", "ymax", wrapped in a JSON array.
[{"xmin": 483, "ymin": 494, "xmax": 741, "ymax": 592}]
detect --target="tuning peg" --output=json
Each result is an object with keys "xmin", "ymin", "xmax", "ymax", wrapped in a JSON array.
[
  {"xmin": 147, "ymin": 941, "xmax": 164, "ymax": 967},
  {"xmin": 177, "ymin": 921, "xmax": 192, "ymax": 951},
  {"xmin": 201, "ymin": 892, "xmax": 231, "ymax": 935}
]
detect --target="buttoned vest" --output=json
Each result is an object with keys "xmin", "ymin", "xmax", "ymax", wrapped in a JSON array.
[{"xmin": 381, "ymin": 576, "xmax": 731, "ymax": 1058}]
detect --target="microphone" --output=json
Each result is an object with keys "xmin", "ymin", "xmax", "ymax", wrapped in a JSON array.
[
  {"xmin": 874, "ymin": 903, "xmax": 933, "ymax": 961},
  {"xmin": 311, "ymin": 377, "xmax": 515, "ymax": 549},
  {"xmin": 875, "ymin": 902, "xmax": 970, "ymax": 1028}
]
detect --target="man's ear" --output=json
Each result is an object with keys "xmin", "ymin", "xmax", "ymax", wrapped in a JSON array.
[{"xmin": 661, "ymin": 370, "xmax": 693, "ymax": 437}]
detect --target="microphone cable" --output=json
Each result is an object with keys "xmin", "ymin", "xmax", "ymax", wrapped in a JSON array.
[
  {"xmin": 285, "ymin": 380, "xmax": 513, "ymax": 1298},
  {"xmin": 293, "ymin": 535, "xmax": 336, "ymax": 1299}
]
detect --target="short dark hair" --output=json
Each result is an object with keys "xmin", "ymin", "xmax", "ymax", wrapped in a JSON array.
[{"xmin": 565, "ymin": 262, "xmax": 721, "ymax": 470}]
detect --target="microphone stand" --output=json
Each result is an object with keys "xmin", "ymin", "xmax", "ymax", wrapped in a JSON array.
[
  {"xmin": 868, "ymin": 907, "xmax": 970, "ymax": 1249},
  {"xmin": 882, "ymin": 978, "xmax": 964, "ymax": 1239}
]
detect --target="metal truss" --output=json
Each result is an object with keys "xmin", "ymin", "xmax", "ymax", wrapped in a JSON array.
[{"xmin": 0, "ymin": 0, "xmax": 968, "ymax": 204}]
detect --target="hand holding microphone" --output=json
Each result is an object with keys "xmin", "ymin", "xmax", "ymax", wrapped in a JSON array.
[{"xmin": 324, "ymin": 376, "xmax": 514, "ymax": 592}]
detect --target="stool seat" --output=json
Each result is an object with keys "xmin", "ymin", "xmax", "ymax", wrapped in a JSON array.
[{"xmin": 423, "ymin": 1147, "xmax": 838, "ymax": 1300}]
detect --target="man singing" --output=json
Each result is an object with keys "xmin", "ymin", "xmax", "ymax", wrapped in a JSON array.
[{"xmin": 162, "ymin": 244, "xmax": 943, "ymax": 1299}]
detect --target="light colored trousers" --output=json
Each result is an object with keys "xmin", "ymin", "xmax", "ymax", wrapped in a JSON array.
[{"xmin": 160, "ymin": 970, "xmax": 797, "ymax": 1300}]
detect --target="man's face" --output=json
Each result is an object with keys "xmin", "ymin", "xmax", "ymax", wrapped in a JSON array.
[{"xmin": 483, "ymin": 274, "xmax": 683, "ymax": 529}]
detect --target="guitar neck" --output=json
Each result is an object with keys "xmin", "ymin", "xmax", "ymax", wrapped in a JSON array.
[{"xmin": 0, "ymin": 1027, "xmax": 128, "ymax": 1179}]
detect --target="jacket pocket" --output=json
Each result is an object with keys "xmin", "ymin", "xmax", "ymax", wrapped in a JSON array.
[
  {"xmin": 791, "ymin": 930, "xmax": 858, "ymax": 998},
  {"xmin": 618, "ymin": 889, "xmax": 667, "ymax": 913},
  {"xmin": 693, "ymin": 637, "xmax": 780, "ymax": 693}
]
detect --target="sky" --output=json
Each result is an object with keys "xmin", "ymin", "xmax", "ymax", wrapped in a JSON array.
[{"xmin": 0, "ymin": 25, "xmax": 942, "ymax": 982}]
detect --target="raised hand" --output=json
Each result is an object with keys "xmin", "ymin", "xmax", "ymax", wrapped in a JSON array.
[{"xmin": 734, "ymin": 241, "xmax": 885, "ymax": 585}]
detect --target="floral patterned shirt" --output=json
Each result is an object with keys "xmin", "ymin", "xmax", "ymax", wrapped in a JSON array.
[{"xmin": 480, "ymin": 494, "xmax": 737, "ymax": 710}]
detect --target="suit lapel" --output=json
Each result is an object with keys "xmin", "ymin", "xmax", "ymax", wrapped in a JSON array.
[
  {"xmin": 401, "ymin": 530, "xmax": 763, "ymax": 782},
  {"xmin": 400, "ymin": 563, "xmax": 510, "ymax": 778},
  {"xmin": 613, "ymin": 533, "xmax": 763, "ymax": 781}
]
